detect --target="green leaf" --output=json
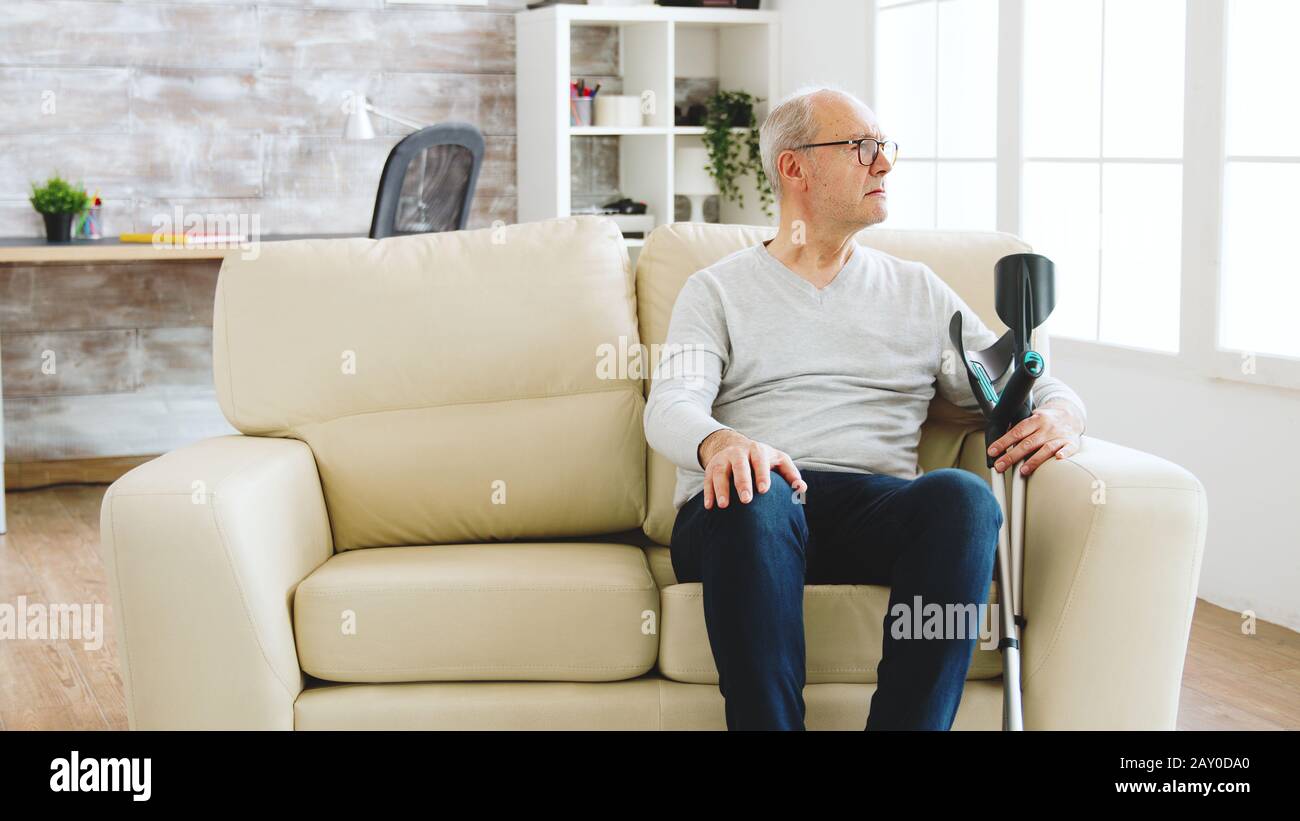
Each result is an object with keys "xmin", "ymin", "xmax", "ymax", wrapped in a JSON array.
[
  {"xmin": 701, "ymin": 91, "xmax": 775, "ymax": 219},
  {"xmin": 29, "ymin": 175, "xmax": 90, "ymax": 215}
]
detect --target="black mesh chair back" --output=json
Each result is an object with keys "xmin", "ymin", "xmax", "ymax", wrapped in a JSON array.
[{"xmin": 369, "ymin": 122, "xmax": 485, "ymax": 239}]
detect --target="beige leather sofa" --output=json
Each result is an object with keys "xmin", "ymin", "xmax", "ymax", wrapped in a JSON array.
[{"xmin": 99, "ymin": 217, "xmax": 1207, "ymax": 730}]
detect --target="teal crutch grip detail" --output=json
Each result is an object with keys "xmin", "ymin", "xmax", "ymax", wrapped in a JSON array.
[
  {"xmin": 970, "ymin": 361, "xmax": 999, "ymax": 405},
  {"xmin": 1023, "ymin": 350, "xmax": 1043, "ymax": 377}
]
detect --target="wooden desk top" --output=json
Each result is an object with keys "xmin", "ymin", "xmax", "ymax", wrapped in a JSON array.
[{"xmin": 0, "ymin": 234, "xmax": 363, "ymax": 264}]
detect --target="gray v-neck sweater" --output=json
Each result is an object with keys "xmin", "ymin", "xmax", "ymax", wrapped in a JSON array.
[{"xmin": 643, "ymin": 240, "xmax": 1087, "ymax": 511}]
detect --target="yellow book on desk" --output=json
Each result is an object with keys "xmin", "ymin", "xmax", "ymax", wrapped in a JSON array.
[{"xmin": 119, "ymin": 232, "xmax": 248, "ymax": 246}]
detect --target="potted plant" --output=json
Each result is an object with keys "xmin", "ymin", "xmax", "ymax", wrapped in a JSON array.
[
  {"xmin": 701, "ymin": 90, "xmax": 775, "ymax": 218},
  {"xmin": 29, "ymin": 176, "xmax": 90, "ymax": 243}
]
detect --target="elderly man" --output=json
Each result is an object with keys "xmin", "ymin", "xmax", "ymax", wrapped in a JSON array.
[{"xmin": 642, "ymin": 86, "xmax": 1087, "ymax": 731}]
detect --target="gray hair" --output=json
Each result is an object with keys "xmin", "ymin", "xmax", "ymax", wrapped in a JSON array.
[{"xmin": 759, "ymin": 84, "xmax": 865, "ymax": 200}]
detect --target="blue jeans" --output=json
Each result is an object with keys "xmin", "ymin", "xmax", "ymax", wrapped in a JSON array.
[{"xmin": 669, "ymin": 467, "xmax": 1002, "ymax": 731}]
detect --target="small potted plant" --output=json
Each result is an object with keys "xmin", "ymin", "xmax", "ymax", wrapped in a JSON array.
[
  {"xmin": 29, "ymin": 176, "xmax": 90, "ymax": 243},
  {"xmin": 701, "ymin": 90, "xmax": 775, "ymax": 218}
]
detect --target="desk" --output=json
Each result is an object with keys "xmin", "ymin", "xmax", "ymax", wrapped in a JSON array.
[{"xmin": 0, "ymin": 234, "xmax": 363, "ymax": 532}]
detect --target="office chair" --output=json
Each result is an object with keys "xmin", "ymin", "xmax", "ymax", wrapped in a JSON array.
[{"xmin": 369, "ymin": 123, "xmax": 485, "ymax": 239}]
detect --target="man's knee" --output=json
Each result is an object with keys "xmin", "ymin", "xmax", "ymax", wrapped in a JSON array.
[
  {"xmin": 711, "ymin": 470, "xmax": 801, "ymax": 513},
  {"xmin": 914, "ymin": 468, "xmax": 1002, "ymax": 535},
  {"xmin": 704, "ymin": 472, "xmax": 807, "ymax": 558}
]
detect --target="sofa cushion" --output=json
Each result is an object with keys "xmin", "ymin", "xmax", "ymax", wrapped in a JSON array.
[
  {"xmin": 634, "ymin": 222, "xmax": 1042, "ymax": 546},
  {"xmin": 294, "ymin": 542, "xmax": 659, "ymax": 683},
  {"xmin": 213, "ymin": 216, "xmax": 646, "ymax": 550},
  {"xmin": 645, "ymin": 545, "xmax": 1004, "ymax": 685}
]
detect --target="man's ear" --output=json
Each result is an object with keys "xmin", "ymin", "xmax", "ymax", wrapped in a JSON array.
[{"xmin": 776, "ymin": 149, "xmax": 808, "ymax": 193}]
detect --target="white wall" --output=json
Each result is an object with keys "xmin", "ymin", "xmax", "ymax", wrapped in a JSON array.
[
  {"xmin": 772, "ymin": 0, "xmax": 1300, "ymax": 631},
  {"xmin": 770, "ymin": 0, "xmax": 871, "ymax": 100},
  {"xmin": 1053, "ymin": 348, "xmax": 1300, "ymax": 631}
]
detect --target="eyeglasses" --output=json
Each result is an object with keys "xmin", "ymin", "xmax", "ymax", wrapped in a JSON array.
[{"xmin": 794, "ymin": 136, "xmax": 899, "ymax": 167}]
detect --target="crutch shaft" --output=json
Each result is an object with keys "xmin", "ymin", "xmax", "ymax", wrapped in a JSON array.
[
  {"xmin": 1010, "ymin": 464, "xmax": 1027, "ymax": 620},
  {"xmin": 991, "ymin": 465, "xmax": 1025, "ymax": 731}
]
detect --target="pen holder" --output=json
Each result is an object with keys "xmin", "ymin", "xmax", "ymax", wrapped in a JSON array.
[
  {"xmin": 85, "ymin": 205, "xmax": 102, "ymax": 240},
  {"xmin": 570, "ymin": 96, "xmax": 593, "ymax": 127}
]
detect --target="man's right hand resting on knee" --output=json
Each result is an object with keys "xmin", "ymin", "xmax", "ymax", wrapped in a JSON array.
[{"xmin": 696, "ymin": 429, "xmax": 807, "ymax": 510}]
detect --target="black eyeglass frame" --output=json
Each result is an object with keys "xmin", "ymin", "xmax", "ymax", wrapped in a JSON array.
[{"xmin": 793, "ymin": 137, "xmax": 899, "ymax": 167}]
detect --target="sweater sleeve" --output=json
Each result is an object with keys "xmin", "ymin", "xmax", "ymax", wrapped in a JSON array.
[
  {"xmin": 643, "ymin": 273, "xmax": 733, "ymax": 471},
  {"xmin": 926, "ymin": 265, "xmax": 1088, "ymax": 428}
]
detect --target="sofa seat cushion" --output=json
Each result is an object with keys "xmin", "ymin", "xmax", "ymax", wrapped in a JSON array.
[
  {"xmin": 646, "ymin": 546, "xmax": 1003, "ymax": 685},
  {"xmin": 294, "ymin": 543, "xmax": 659, "ymax": 683}
]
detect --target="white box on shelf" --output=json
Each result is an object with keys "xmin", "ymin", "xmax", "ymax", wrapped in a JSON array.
[{"xmin": 594, "ymin": 95, "xmax": 644, "ymax": 128}]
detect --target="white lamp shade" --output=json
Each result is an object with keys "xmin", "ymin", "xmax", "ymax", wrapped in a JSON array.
[
  {"xmin": 344, "ymin": 94, "xmax": 376, "ymax": 140},
  {"xmin": 675, "ymin": 146, "xmax": 718, "ymax": 196}
]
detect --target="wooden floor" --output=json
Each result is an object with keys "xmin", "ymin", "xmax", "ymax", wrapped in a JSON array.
[{"xmin": 1, "ymin": 484, "xmax": 1297, "ymax": 731}]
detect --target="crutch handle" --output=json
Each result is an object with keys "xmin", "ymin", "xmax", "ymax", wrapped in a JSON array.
[
  {"xmin": 983, "ymin": 350, "xmax": 1043, "ymax": 467},
  {"xmin": 993, "ymin": 351, "xmax": 1042, "ymax": 420}
]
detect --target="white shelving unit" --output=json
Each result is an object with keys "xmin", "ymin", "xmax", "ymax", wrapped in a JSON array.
[{"xmin": 515, "ymin": 4, "xmax": 780, "ymax": 244}]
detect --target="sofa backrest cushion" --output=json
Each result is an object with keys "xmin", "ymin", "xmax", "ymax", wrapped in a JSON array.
[
  {"xmin": 214, "ymin": 216, "xmax": 646, "ymax": 551},
  {"xmin": 634, "ymin": 222, "xmax": 1041, "ymax": 546}
]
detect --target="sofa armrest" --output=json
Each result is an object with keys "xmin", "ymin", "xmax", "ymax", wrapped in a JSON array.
[
  {"xmin": 1021, "ymin": 435, "xmax": 1207, "ymax": 729},
  {"xmin": 100, "ymin": 435, "xmax": 333, "ymax": 729}
]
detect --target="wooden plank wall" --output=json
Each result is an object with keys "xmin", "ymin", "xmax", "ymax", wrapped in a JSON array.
[
  {"xmin": 0, "ymin": 0, "xmax": 620, "ymax": 237},
  {"xmin": 0, "ymin": 1, "xmax": 622, "ymax": 467}
]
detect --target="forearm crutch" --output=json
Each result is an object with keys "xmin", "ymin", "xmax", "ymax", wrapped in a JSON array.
[{"xmin": 948, "ymin": 253, "xmax": 1055, "ymax": 732}]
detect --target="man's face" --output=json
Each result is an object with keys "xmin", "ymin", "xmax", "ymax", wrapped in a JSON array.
[{"xmin": 796, "ymin": 93, "xmax": 893, "ymax": 229}]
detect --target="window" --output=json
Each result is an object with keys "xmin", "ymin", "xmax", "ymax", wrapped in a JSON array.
[
  {"xmin": 874, "ymin": 0, "xmax": 1298, "ymax": 386},
  {"xmin": 1221, "ymin": 0, "xmax": 1300, "ymax": 360},
  {"xmin": 1022, "ymin": 0, "xmax": 1186, "ymax": 352},
  {"xmin": 874, "ymin": 0, "xmax": 998, "ymax": 231}
]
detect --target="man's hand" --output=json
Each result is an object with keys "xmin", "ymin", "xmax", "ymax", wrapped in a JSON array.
[
  {"xmin": 697, "ymin": 429, "xmax": 807, "ymax": 509},
  {"xmin": 987, "ymin": 399, "xmax": 1084, "ymax": 477}
]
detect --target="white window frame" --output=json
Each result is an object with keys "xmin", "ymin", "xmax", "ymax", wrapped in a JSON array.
[
  {"xmin": 1191, "ymin": 0, "xmax": 1300, "ymax": 391},
  {"xmin": 871, "ymin": 0, "xmax": 1300, "ymax": 391},
  {"xmin": 873, "ymin": 0, "xmax": 1000, "ymax": 230}
]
